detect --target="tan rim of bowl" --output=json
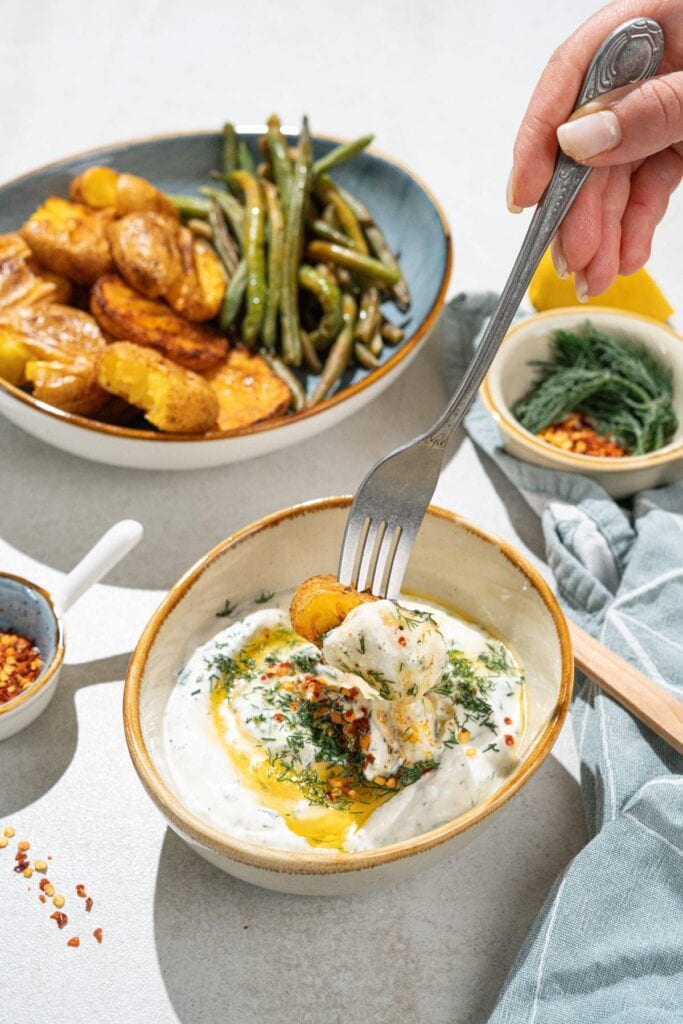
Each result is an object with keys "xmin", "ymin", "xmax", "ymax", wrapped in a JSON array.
[
  {"xmin": 481, "ymin": 307, "xmax": 683, "ymax": 471},
  {"xmin": 0, "ymin": 129, "xmax": 453, "ymax": 444},
  {"xmin": 0, "ymin": 573, "xmax": 65, "ymax": 717},
  {"xmin": 123, "ymin": 496, "xmax": 573, "ymax": 877}
]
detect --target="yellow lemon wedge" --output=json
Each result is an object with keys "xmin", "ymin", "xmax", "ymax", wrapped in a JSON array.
[{"xmin": 529, "ymin": 248, "xmax": 673, "ymax": 322}]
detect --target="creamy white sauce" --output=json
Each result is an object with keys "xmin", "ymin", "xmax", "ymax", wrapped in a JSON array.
[{"xmin": 162, "ymin": 590, "xmax": 525, "ymax": 853}]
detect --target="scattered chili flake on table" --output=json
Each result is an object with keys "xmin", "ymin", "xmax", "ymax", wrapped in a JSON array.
[
  {"xmin": 0, "ymin": 631, "xmax": 42, "ymax": 703},
  {"xmin": 50, "ymin": 911, "xmax": 68, "ymax": 929},
  {"xmin": 85, "ymin": 896, "xmax": 93, "ymax": 913},
  {"xmin": 67, "ymin": 936, "xmax": 80, "ymax": 948},
  {"xmin": 538, "ymin": 413, "xmax": 627, "ymax": 458},
  {"xmin": 76, "ymin": 883, "xmax": 87, "ymax": 898},
  {"xmin": 93, "ymin": 928, "xmax": 103, "ymax": 944}
]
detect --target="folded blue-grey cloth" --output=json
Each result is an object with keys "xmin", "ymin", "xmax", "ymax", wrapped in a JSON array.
[{"xmin": 438, "ymin": 294, "xmax": 683, "ymax": 1024}]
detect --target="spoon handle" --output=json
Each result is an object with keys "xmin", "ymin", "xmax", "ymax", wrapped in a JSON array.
[
  {"xmin": 58, "ymin": 520, "xmax": 144, "ymax": 613},
  {"xmin": 569, "ymin": 622, "xmax": 683, "ymax": 755},
  {"xmin": 427, "ymin": 17, "xmax": 664, "ymax": 450}
]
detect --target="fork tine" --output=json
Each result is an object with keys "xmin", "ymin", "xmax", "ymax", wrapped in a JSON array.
[
  {"xmin": 383, "ymin": 526, "xmax": 418, "ymax": 600},
  {"xmin": 338, "ymin": 514, "xmax": 370, "ymax": 588},
  {"xmin": 371, "ymin": 524, "xmax": 402, "ymax": 598},
  {"xmin": 357, "ymin": 520, "xmax": 387, "ymax": 593}
]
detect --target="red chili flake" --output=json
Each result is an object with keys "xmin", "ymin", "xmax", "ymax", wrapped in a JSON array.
[
  {"xmin": 75, "ymin": 884, "xmax": 87, "ymax": 898},
  {"xmin": 504, "ymin": 734, "xmax": 515, "ymax": 747},
  {"xmin": 397, "ymin": 635, "xmax": 407, "ymax": 647},
  {"xmin": 67, "ymin": 937, "xmax": 80, "ymax": 948},
  {"xmin": 273, "ymin": 713, "xmax": 283, "ymax": 722},
  {"xmin": 39, "ymin": 877, "xmax": 50, "ymax": 891},
  {"xmin": 85, "ymin": 897, "xmax": 93, "ymax": 913},
  {"xmin": 50, "ymin": 911, "xmax": 68, "ymax": 929},
  {"xmin": 13, "ymin": 861, "xmax": 28, "ymax": 873},
  {"xmin": 93, "ymin": 928, "xmax": 103, "ymax": 944},
  {"xmin": 504, "ymin": 716, "xmax": 513, "ymax": 726},
  {"xmin": 39, "ymin": 894, "xmax": 46, "ymax": 904}
]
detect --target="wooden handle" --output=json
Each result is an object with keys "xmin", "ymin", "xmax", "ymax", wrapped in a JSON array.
[{"xmin": 569, "ymin": 621, "xmax": 683, "ymax": 755}]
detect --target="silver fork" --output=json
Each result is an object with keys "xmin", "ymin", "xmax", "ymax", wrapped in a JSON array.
[{"xmin": 339, "ymin": 17, "xmax": 664, "ymax": 599}]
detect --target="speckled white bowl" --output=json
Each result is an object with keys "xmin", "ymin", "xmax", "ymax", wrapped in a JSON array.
[
  {"xmin": 123, "ymin": 498, "xmax": 573, "ymax": 894},
  {"xmin": 481, "ymin": 308, "xmax": 683, "ymax": 499}
]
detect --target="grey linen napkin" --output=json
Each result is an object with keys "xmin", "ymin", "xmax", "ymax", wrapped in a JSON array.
[{"xmin": 437, "ymin": 293, "xmax": 683, "ymax": 1024}]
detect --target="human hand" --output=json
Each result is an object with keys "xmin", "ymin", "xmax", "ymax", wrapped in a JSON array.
[{"xmin": 509, "ymin": 1, "xmax": 683, "ymax": 299}]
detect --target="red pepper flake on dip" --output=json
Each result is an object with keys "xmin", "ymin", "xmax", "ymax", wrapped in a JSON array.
[{"xmin": 0, "ymin": 631, "xmax": 42, "ymax": 703}]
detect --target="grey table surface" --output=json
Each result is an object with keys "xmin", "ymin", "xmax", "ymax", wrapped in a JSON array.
[{"xmin": 1, "ymin": 2, "xmax": 680, "ymax": 1022}]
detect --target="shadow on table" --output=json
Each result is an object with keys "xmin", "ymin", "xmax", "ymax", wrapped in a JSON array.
[
  {"xmin": 0, "ymin": 652, "xmax": 130, "ymax": 816},
  {"xmin": 152, "ymin": 753, "xmax": 586, "ymax": 1024}
]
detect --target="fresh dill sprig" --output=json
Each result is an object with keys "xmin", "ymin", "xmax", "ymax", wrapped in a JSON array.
[
  {"xmin": 254, "ymin": 591, "xmax": 275, "ymax": 604},
  {"xmin": 216, "ymin": 598, "xmax": 236, "ymax": 618},
  {"xmin": 513, "ymin": 322, "xmax": 677, "ymax": 455}
]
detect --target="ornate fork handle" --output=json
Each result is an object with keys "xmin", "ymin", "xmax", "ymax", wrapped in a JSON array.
[{"xmin": 427, "ymin": 17, "xmax": 664, "ymax": 452}]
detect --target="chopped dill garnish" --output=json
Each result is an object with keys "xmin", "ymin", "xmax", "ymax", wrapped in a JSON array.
[
  {"xmin": 366, "ymin": 668, "xmax": 393, "ymax": 700},
  {"xmin": 483, "ymin": 742, "xmax": 500, "ymax": 754},
  {"xmin": 396, "ymin": 760, "xmax": 437, "ymax": 787},
  {"xmin": 190, "ymin": 689, "xmax": 200, "ymax": 696},
  {"xmin": 207, "ymin": 652, "xmax": 256, "ymax": 698},
  {"xmin": 290, "ymin": 651, "xmax": 319, "ymax": 675},
  {"xmin": 255, "ymin": 591, "xmax": 275, "ymax": 604},
  {"xmin": 479, "ymin": 641, "xmax": 516, "ymax": 675},
  {"xmin": 358, "ymin": 633, "xmax": 366, "ymax": 654},
  {"xmin": 216, "ymin": 598, "xmax": 236, "ymax": 618}
]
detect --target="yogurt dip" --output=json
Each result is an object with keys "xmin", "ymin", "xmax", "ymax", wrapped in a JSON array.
[{"xmin": 163, "ymin": 590, "xmax": 525, "ymax": 853}]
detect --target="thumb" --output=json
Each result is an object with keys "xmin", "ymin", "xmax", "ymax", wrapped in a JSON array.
[{"xmin": 556, "ymin": 72, "xmax": 683, "ymax": 165}]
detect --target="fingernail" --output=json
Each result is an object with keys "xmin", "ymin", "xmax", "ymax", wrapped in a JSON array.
[
  {"xmin": 506, "ymin": 170, "xmax": 523, "ymax": 214},
  {"xmin": 550, "ymin": 238, "xmax": 569, "ymax": 279},
  {"xmin": 557, "ymin": 110, "xmax": 621, "ymax": 161},
  {"xmin": 574, "ymin": 270, "xmax": 590, "ymax": 303}
]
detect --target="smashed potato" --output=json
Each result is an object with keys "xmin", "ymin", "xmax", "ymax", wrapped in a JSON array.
[
  {"xmin": 21, "ymin": 197, "xmax": 115, "ymax": 284},
  {"xmin": 0, "ymin": 232, "xmax": 32, "ymax": 263},
  {"xmin": 166, "ymin": 230, "xmax": 226, "ymax": 322},
  {"xmin": 0, "ymin": 258, "xmax": 58, "ymax": 312},
  {"xmin": 290, "ymin": 575, "xmax": 376, "ymax": 644},
  {"xmin": 98, "ymin": 341, "xmax": 218, "ymax": 433},
  {"xmin": 205, "ymin": 349, "xmax": 290, "ymax": 431},
  {"xmin": 108, "ymin": 212, "xmax": 182, "ymax": 299},
  {"xmin": 70, "ymin": 166, "xmax": 178, "ymax": 220},
  {"xmin": 0, "ymin": 304, "xmax": 107, "ymax": 414},
  {"xmin": 90, "ymin": 274, "xmax": 227, "ymax": 372}
]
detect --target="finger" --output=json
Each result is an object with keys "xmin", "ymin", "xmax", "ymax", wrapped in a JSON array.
[
  {"xmin": 619, "ymin": 148, "xmax": 683, "ymax": 274},
  {"xmin": 580, "ymin": 165, "xmax": 632, "ymax": 296},
  {"xmin": 552, "ymin": 167, "xmax": 610, "ymax": 279},
  {"xmin": 557, "ymin": 72, "xmax": 683, "ymax": 166},
  {"xmin": 509, "ymin": 0, "xmax": 658, "ymax": 208}
]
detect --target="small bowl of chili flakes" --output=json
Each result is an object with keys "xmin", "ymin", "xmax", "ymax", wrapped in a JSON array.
[
  {"xmin": 481, "ymin": 307, "xmax": 683, "ymax": 499},
  {"xmin": 0, "ymin": 572, "xmax": 65, "ymax": 740}
]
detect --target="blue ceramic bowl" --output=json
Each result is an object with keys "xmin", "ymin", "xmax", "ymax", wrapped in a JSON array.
[{"xmin": 0, "ymin": 128, "xmax": 452, "ymax": 469}]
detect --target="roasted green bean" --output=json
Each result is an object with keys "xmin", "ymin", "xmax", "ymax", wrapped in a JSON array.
[
  {"xmin": 222, "ymin": 123, "xmax": 238, "ymax": 177},
  {"xmin": 219, "ymin": 259, "xmax": 247, "ymax": 331},
  {"xmin": 313, "ymin": 134, "xmax": 374, "ymax": 177},
  {"xmin": 365, "ymin": 224, "xmax": 410, "ymax": 310},
  {"xmin": 314, "ymin": 176, "xmax": 368, "ymax": 253},
  {"xmin": 229, "ymin": 170, "xmax": 266, "ymax": 345},
  {"xmin": 266, "ymin": 115, "xmax": 293, "ymax": 211},
  {"xmin": 199, "ymin": 186, "xmax": 245, "ymax": 248},
  {"xmin": 208, "ymin": 200, "xmax": 239, "ymax": 277},
  {"xmin": 169, "ymin": 194, "xmax": 211, "ymax": 220},
  {"xmin": 354, "ymin": 341, "xmax": 379, "ymax": 369},
  {"xmin": 238, "ymin": 141, "xmax": 255, "ymax": 174},
  {"xmin": 260, "ymin": 351, "xmax": 306, "ymax": 412},
  {"xmin": 280, "ymin": 116, "xmax": 313, "ymax": 366},
  {"xmin": 355, "ymin": 285, "xmax": 381, "ymax": 344},
  {"xmin": 308, "ymin": 293, "xmax": 357, "ymax": 406},
  {"xmin": 307, "ymin": 241, "xmax": 400, "ymax": 286},
  {"xmin": 368, "ymin": 332, "xmax": 384, "ymax": 357},
  {"xmin": 187, "ymin": 218, "xmax": 213, "ymax": 240},
  {"xmin": 298, "ymin": 263, "xmax": 343, "ymax": 350},
  {"xmin": 262, "ymin": 180, "xmax": 285, "ymax": 351},
  {"xmin": 311, "ymin": 219, "xmax": 357, "ymax": 249},
  {"xmin": 336, "ymin": 184, "xmax": 410, "ymax": 309},
  {"xmin": 381, "ymin": 322, "xmax": 405, "ymax": 345}
]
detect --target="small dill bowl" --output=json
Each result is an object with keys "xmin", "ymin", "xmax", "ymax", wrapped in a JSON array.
[
  {"xmin": 481, "ymin": 308, "xmax": 683, "ymax": 500},
  {"xmin": 123, "ymin": 497, "xmax": 572, "ymax": 895}
]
